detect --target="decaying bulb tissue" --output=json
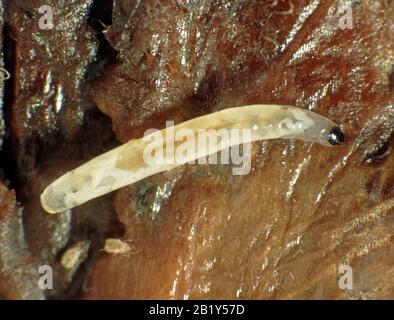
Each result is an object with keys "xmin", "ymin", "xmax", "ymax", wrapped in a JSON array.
[{"xmin": 40, "ymin": 104, "xmax": 344, "ymax": 214}]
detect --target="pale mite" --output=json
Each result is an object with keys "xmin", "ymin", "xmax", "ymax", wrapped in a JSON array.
[
  {"xmin": 103, "ymin": 239, "xmax": 133, "ymax": 255},
  {"xmin": 40, "ymin": 104, "xmax": 344, "ymax": 214}
]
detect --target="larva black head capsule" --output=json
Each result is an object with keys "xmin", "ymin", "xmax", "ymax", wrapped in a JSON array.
[{"xmin": 327, "ymin": 126, "xmax": 345, "ymax": 145}]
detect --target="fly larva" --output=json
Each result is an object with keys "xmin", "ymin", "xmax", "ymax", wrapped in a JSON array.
[{"xmin": 40, "ymin": 104, "xmax": 344, "ymax": 214}]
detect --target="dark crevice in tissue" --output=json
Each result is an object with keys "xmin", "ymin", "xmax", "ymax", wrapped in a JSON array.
[
  {"xmin": 0, "ymin": 23, "xmax": 18, "ymax": 190},
  {"xmin": 85, "ymin": 0, "xmax": 117, "ymax": 84}
]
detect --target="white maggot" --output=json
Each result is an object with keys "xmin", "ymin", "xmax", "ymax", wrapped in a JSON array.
[{"xmin": 40, "ymin": 104, "xmax": 344, "ymax": 214}]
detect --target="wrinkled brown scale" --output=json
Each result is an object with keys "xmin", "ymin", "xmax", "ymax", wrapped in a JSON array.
[
  {"xmin": 0, "ymin": 182, "xmax": 44, "ymax": 299},
  {"xmin": 84, "ymin": 0, "xmax": 394, "ymax": 299},
  {"xmin": 2, "ymin": 0, "xmax": 123, "ymax": 299},
  {"xmin": 0, "ymin": 0, "xmax": 393, "ymax": 300}
]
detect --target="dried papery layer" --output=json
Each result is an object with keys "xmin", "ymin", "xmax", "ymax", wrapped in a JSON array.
[{"xmin": 40, "ymin": 104, "xmax": 344, "ymax": 214}]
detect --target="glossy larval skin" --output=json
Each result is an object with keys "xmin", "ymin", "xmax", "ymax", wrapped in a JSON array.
[
  {"xmin": 41, "ymin": 104, "xmax": 342, "ymax": 214},
  {"xmin": 0, "ymin": 0, "xmax": 393, "ymax": 299}
]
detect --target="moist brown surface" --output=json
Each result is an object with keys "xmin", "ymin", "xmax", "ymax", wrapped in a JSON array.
[
  {"xmin": 0, "ymin": 0, "xmax": 393, "ymax": 299},
  {"xmin": 2, "ymin": 0, "xmax": 123, "ymax": 299},
  {"xmin": 0, "ymin": 1, "xmax": 4, "ymax": 149},
  {"xmin": 0, "ymin": 181, "xmax": 44, "ymax": 299}
]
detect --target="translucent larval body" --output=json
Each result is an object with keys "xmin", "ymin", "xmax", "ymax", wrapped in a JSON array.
[{"xmin": 40, "ymin": 104, "xmax": 343, "ymax": 214}]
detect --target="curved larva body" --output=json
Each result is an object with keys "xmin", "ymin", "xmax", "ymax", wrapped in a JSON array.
[{"xmin": 41, "ymin": 104, "xmax": 343, "ymax": 214}]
